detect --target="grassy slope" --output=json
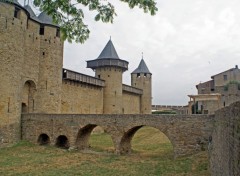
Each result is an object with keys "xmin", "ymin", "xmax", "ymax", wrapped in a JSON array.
[{"xmin": 0, "ymin": 127, "xmax": 210, "ymax": 176}]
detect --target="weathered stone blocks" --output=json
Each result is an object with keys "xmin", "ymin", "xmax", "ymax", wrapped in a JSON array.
[{"xmin": 21, "ymin": 114, "xmax": 214, "ymax": 158}]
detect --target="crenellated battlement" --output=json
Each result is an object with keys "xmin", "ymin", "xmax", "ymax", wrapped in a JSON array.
[{"xmin": 0, "ymin": 1, "xmax": 61, "ymax": 44}]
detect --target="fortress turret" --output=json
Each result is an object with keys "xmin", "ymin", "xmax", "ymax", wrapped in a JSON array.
[
  {"xmin": 0, "ymin": 0, "xmax": 63, "ymax": 146},
  {"xmin": 131, "ymin": 58, "xmax": 152, "ymax": 114},
  {"xmin": 36, "ymin": 11, "xmax": 63, "ymax": 113},
  {"xmin": 0, "ymin": 0, "xmax": 31, "ymax": 145},
  {"xmin": 87, "ymin": 39, "xmax": 129, "ymax": 114}
]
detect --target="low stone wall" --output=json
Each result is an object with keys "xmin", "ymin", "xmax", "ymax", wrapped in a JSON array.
[{"xmin": 210, "ymin": 101, "xmax": 240, "ymax": 176}]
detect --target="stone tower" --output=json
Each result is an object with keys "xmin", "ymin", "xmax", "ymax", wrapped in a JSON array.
[
  {"xmin": 131, "ymin": 59, "xmax": 152, "ymax": 114},
  {"xmin": 35, "ymin": 11, "xmax": 63, "ymax": 113},
  {"xmin": 0, "ymin": 0, "xmax": 27, "ymax": 145},
  {"xmin": 87, "ymin": 39, "xmax": 128, "ymax": 114},
  {"xmin": 0, "ymin": 0, "xmax": 63, "ymax": 146}
]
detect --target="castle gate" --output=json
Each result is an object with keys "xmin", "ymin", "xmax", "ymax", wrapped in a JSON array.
[{"xmin": 21, "ymin": 114, "xmax": 214, "ymax": 158}]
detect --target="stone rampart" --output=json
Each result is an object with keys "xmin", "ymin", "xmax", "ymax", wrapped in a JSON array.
[{"xmin": 210, "ymin": 101, "xmax": 240, "ymax": 176}]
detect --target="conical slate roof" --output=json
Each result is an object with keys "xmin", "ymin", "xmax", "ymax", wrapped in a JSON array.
[
  {"xmin": 38, "ymin": 12, "xmax": 53, "ymax": 24},
  {"xmin": 86, "ymin": 39, "xmax": 128, "ymax": 71},
  {"xmin": 97, "ymin": 39, "xmax": 120, "ymax": 59},
  {"xmin": 132, "ymin": 59, "xmax": 151, "ymax": 74},
  {"xmin": 24, "ymin": 5, "xmax": 36, "ymax": 17},
  {"xmin": 12, "ymin": 0, "xmax": 21, "ymax": 6},
  {"xmin": 24, "ymin": 5, "xmax": 41, "ymax": 22}
]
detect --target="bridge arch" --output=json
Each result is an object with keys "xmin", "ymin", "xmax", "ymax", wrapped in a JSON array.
[
  {"xmin": 75, "ymin": 124, "xmax": 97, "ymax": 150},
  {"xmin": 37, "ymin": 133, "xmax": 50, "ymax": 145},
  {"xmin": 55, "ymin": 135, "xmax": 70, "ymax": 149},
  {"xmin": 75, "ymin": 124, "xmax": 115, "ymax": 151},
  {"xmin": 119, "ymin": 125, "xmax": 175, "ymax": 155}
]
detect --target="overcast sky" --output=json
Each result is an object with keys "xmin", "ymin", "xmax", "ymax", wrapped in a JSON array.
[{"xmin": 21, "ymin": 0, "xmax": 240, "ymax": 105}]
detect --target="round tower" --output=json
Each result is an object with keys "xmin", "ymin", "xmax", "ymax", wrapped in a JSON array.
[
  {"xmin": 36, "ymin": 11, "xmax": 63, "ymax": 113},
  {"xmin": 0, "ymin": 0, "xmax": 29, "ymax": 145},
  {"xmin": 87, "ymin": 39, "xmax": 128, "ymax": 114},
  {"xmin": 131, "ymin": 58, "xmax": 152, "ymax": 114}
]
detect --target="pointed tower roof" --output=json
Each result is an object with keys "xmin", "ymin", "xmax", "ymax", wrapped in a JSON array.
[
  {"xmin": 38, "ymin": 12, "xmax": 53, "ymax": 24},
  {"xmin": 13, "ymin": 0, "xmax": 21, "ymax": 5},
  {"xmin": 37, "ymin": 12, "xmax": 59, "ymax": 27},
  {"xmin": 87, "ymin": 39, "xmax": 128, "ymax": 72},
  {"xmin": 24, "ymin": 5, "xmax": 42, "ymax": 22},
  {"xmin": 132, "ymin": 59, "xmax": 151, "ymax": 74},
  {"xmin": 97, "ymin": 39, "xmax": 120, "ymax": 59},
  {"xmin": 24, "ymin": 5, "xmax": 36, "ymax": 17}
]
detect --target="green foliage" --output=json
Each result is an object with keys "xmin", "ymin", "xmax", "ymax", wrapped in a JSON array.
[
  {"xmin": 152, "ymin": 110, "xmax": 177, "ymax": 114},
  {"xmin": 33, "ymin": 0, "xmax": 158, "ymax": 43}
]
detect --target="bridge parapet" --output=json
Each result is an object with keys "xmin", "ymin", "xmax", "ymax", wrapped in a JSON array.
[{"xmin": 21, "ymin": 114, "xmax": 214, "ymax": 158}]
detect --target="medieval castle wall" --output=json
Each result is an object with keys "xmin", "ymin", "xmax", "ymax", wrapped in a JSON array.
[
  {"xmin": 210, "ymin": 101, "xmax": 240, "ymax": 176},
  {"xmin": 0, "ymin": 1, "xmax": 152, "ymax": 146},
  {"xmin": 122, "ymin": 91, "xmax": 141, "ymax": 114},
  {"xmin": 61, "ymin": 80, "xmax": 104, "ymax": 114}
]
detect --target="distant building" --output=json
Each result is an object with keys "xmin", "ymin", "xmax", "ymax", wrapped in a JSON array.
[{"xmin": 188, "ymin": 65, "xmax": 240, "ymax": 114}]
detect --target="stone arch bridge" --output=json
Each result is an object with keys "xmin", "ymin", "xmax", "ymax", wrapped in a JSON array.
[{"xmin": 21, "ymin": 114, "xmax": 214, "ymax": 158}]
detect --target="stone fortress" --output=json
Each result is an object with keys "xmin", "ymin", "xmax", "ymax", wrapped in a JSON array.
[
  {"xmin": 1, "ymin": 1, "xmax": 240, "ymax": 175},
  {"xmin": 0, "ymin": 0, "xmax": 151, "ymax": 146}
]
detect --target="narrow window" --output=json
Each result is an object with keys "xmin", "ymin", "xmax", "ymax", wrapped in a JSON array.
[
  {"xmin": 14, "ymin": 7, "xmax": 20, "ymax": 19},
  {"xmin": 56, "ymin": 28, "xmax": 60, "ymax": 37},
  {"xmin": 39, "ymin": 25, "xmax": 45, "ymax": 35},
  {"xmin": 98, "ymin": 75, "xmax": 101, "ymax": 78},
  {"xmin": 26, "ymin": 19, "xmax": 29, "ymax": 29},
  {"xmin": 223, "ymin": 75, "xmax": 227, "ymax": 81},
  {"xmin": 144, "ymin": 73, "xmax": 147, "ymax": 77},
  {"xmin": 137, "ymin": 73, "xmax": 140, "ymax": 77}
]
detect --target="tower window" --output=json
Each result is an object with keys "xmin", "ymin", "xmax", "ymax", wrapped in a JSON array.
[
  {"xmin": 144, "ymin": 73, "xmax": 147, "ymax": 77},
  {"xmin": 137, "ymin": 73, "xmax": 140, "ymax": 77},
  {"xmin": 14, "ymin": 7, "xmax": 20, "ymax": 19},
  {"xmin": 56, "ymin": 28, "xmax": 60, "ymax": 37},
  {"xmin": 39, "ymin": 25, "xmax": 45, "ymax": 35},
  {"xmin": 98, "ymin": 75, "xmax": 101, "ymax": 78}
]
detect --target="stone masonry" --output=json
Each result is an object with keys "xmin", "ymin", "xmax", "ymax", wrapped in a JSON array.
[
  {"xmin": 210, "ymin": 101, "xmax": 240, "ymax": 176},
  {"xmin": 0, "ymin": 1, "xmax": 152, "ymax": 147},
  {"xmin": 21, "ymin": 114, "xmax": 214, "ymax": 158}
]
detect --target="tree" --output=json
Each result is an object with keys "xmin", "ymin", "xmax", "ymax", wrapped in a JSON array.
[{"xmin": 33, "ymin": 0, "xmax": 158, "ymax": 43}]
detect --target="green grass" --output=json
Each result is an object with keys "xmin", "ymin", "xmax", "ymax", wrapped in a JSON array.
[{"xmin": 0, "ymin": 127, "xmax": 210, "ymax": 176}]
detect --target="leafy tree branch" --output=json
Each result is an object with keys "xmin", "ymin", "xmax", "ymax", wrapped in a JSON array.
[{"xmin": 33, "ymin": 0, "xmax": 158, "ymax": 43}]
